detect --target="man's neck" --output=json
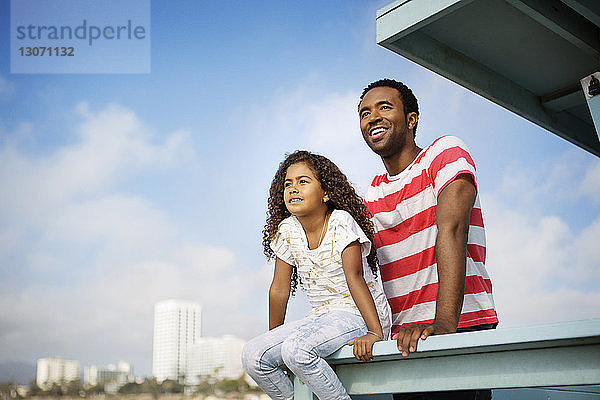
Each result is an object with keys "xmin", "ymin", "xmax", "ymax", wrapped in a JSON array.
[{"xmin": 382, "ymin": 143, "xmax": 422, "ymax": 176}]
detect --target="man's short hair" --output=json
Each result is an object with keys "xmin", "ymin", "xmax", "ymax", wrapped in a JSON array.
[{"xmin": 359, "ymin": 79, "xmax": 420, "ymax": 135}]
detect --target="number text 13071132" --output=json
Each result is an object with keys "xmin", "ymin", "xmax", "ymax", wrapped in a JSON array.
[{"xmin": 19, "ymin": 47, "xmax": 75, "ymax": 56}]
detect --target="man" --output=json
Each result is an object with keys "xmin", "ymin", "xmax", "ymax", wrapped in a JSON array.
[{"xmin": 359, "ymin": 79, "xmax": 498, "ymax": 399}]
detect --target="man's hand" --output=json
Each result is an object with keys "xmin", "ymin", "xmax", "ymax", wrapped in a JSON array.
[
  {"xmin": 347, "ymin": 333, "xmax": 381, "ymax": 362},
  {"xmin": 391, "ymin": 321, "xmax": 458, "ymax": 357},
  {"xmin": 392, "ymin": 323, "xmax": 435, "ymax": 357}
]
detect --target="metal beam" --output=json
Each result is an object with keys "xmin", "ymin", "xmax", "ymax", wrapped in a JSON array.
[
  {"xmin": 377, "ymin": 30, "xmax": 600, "ymax": 156},
  {"xmin": 376, "ymin": 0, "xmax": 474, "ymax": 45},
  {"xmin": 328, "ymin": 319, "xmax": 600, "ymax": 395},
  {"xmin": 292, "ymin": 320, "xmax": 600, "ymax": 397},
  {"xmin": 330, "ymin": 319, "xmax": 600, "ymax": 365},
  {"xmin": 561, "ymin": 0, "xmax": 600, "ymax": 27},
  {"xmin": 505, "ymin": 0, "xmax": 600, "ymax": 58},
  {"xmin": 336, "ymin": 344, "xmax": 600, "ymax": 394},
  {"xmin": 541, "ymin": 84, "xmax": 583, "ymax": 111}
]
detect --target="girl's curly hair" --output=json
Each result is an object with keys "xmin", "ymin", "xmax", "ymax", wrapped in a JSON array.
[{"xmin": 263, "ymin": 150, "xmax": 379, "ymax": 294}]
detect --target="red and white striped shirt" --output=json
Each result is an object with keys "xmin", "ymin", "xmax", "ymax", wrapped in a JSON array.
[{"xmin": 365, "ymin": 136, "xmax": 497, "ymax": 334}]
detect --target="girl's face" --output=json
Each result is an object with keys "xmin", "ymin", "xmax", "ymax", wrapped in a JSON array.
[{"xmin": 283, "ymin": 162, "xmax": 328, "ymax": 218}]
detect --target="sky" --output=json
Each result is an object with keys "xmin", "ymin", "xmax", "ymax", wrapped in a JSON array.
[{"xmin": 0, "ymin": 0, "xmax": 599, "ymax": 378}]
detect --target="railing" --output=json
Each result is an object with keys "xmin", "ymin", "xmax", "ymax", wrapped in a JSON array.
[{"xmin": 292, "ymin": 319, "xmax": 600, "ymax": 399}]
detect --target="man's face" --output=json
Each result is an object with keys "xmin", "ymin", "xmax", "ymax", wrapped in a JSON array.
[{"xmin": 358, "ymin": 86, "xmax": 413, "ymax": 158}]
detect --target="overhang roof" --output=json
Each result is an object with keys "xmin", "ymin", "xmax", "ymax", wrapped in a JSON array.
[{"xmin": 376, "ymin": 0, "xmax": 600, "ymax": 156}]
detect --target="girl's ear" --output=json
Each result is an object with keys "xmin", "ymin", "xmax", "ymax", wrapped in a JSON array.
[{"xmin": 323, "ymin": 194, "xmax": 329, "ymax": 203}]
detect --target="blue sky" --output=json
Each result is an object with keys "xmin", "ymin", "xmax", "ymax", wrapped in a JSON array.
[{"xmin": 0, "ymin": 0, "xmax": 599, "ymax": 377}]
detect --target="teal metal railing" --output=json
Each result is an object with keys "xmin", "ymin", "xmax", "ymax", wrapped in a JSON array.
[{"xmin": 292, "ymin": 319, "xmax": 600, "ymax": 399}]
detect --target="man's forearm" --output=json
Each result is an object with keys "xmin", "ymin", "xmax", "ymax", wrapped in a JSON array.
[{"xmin": 434, "ymin": 224, "xmax": 468, "ymax": 333}]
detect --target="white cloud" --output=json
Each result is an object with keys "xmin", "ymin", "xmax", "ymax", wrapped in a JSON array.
[
  {"xmin": 46, "ymin": 195, "xmax": 176, "ymax": 253},
  {"xmin": 0, "ymin": 243, "xmax": 273, "ymax": 371},
  {"xmin": 241, "ymin": 85, "xmax": 382, "ymax": 195},
  {"xmin": 483, "ymin": 155, "xmax": 600, "ymax": 328},
  {"xmin": 578, "ymin": 159, "xmax": 600, "ymax": 202},
  {"xmin": 301, "ymin": 92, "xmax": 361, "ymax": 151},
  {"xmin": 493, "ymin": 149, "xmax": 600, "ymax": 208},
  {"xmin": 0, "ymin": 104, "xmax": 270, "ymax": 375},
  {"xmin": 298, "ymin": 90, "xmax": 386, "ymax": 193},
  {"xmin": 0, "ymin": 103, "xmax": 192, "ymax": 225},
  {"xmin": 572, "ymin": 217, "xmax": 600, "ymax": 280}
]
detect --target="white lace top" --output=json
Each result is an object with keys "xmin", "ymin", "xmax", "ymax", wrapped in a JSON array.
[{"xmin": 270, "ymin": 209, "xmax": 391, "ymax": 338}]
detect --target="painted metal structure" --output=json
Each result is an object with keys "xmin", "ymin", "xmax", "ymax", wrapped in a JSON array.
[
  {"xmin": 292, "ymin": 319, "xmax": 600, "ymax": 399},
  {"xmin": 375, "ymin": 0, "xmax": 600, "ymax": 157}
]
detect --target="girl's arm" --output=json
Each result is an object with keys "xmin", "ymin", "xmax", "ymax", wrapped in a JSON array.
[
  {"xmin": 269, "ymin": 257, "xmax": 293, "ymax": 330},
  {"xmin": 343, "ymin": 241, "xmax": 383, "ymax": 362}
]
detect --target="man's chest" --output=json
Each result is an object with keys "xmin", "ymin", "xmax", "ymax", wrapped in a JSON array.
[{"xmin": 370, "ymin": 181, "xmax": 437, "ymax": 233}]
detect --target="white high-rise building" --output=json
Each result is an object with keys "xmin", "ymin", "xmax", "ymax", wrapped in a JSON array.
[
  {"xmin": 152, "ymin": 299, "xmax": 202, "ymax": 382},
  {"xmin": 84, "ymin": 360, "xmax": 132, "ymax": 389},
  {"xmin": 36, "ymin": 357, "xmax": 80, "ymax": 389},
  {"xmin": 187, "ymin": 335, "xmax": 245, "ymax": 384}
]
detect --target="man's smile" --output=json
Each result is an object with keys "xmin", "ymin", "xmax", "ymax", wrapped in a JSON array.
[{"xmin": 368, "ymin": 125, "xmax": 389, "ymax": 141}]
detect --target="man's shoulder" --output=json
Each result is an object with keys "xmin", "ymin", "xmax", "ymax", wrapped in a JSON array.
[
  {"xmin": 417, "ymin": 135, "xmax": 473, "ymax": 166},
  {"xmin": 366, "ymin": 136, "xmax": 472, "ymax": 192},
  {"xmin": 424, "ymin": 135, "xmax": 470, "ymax": 155},
  {"xmin": 421, "ymin": 135, "xmax": 464, "ymax": 150}
]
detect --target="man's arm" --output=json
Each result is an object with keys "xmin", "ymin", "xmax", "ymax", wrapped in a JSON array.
[{"xmin": 393, "ymin": 174, "xmax": 476, "ymax": 356}]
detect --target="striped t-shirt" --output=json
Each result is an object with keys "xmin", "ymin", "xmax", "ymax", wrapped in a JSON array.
[{"xmin": 365, "ymin": 136, "xmax": 497, "ymax": 334}]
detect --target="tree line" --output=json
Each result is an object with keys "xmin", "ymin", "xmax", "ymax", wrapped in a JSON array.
[{"xmin": 1, "ymin": 375, "xmax": 261, "ymax": 399}]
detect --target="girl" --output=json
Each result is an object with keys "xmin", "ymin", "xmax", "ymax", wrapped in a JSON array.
[{"xmin": 242, "ymin": 150, "xmax": 390, "ymax": 400}]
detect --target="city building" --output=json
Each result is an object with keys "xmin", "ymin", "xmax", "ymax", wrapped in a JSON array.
[
  {"xmin": 83, "ymin": 361, "xmax": 132, "ymax": 393},
  {"xmin": 36, "ymin": 357, "xmax": 79, "ymax": 390},
  {"xmin": 152, "ymin": 299, "xmax": 202, "ymax": 382},
  {"xmin": 187, "ymin": 335, "xmax": 246, "ymax": 384}
]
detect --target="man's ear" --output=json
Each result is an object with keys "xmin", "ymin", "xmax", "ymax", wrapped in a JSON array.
[{"xmin": 407, "ymin": 112, "xmax": 418, "ymax": 131}]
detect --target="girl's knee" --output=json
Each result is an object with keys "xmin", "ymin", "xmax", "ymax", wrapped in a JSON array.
[
  {"xmin": 281, "ymin": 337, "xmax": 314, "ymax": 369},
  {"xmin": 240, "ymin": 342, "xmax": 252, "ymax": 370},
  {"xmin": 241, "ymin": 341, "xmax": 262, "ymax": 374},
  {"xmin": 242, "ymin": 337, "xmax": 282, "ymax": 376}
]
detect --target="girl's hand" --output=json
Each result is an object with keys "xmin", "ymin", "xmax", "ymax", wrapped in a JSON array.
[{"xmin": 347, "ymin": 332, "xmax": 381, "ymax": 362}]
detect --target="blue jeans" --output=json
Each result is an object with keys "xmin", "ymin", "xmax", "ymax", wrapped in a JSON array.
[{"xmin": 241, "ymin": 310, "xmax": 367, "ymax": 400}]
